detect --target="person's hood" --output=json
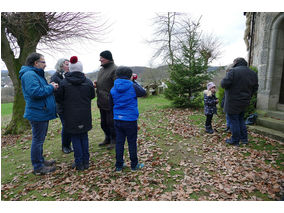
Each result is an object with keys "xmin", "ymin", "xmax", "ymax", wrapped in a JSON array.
[
  {"xmin": 204, "ymin": 90, "xmax": 213, "ymax": 97},
  {"xmin": 19, "ymin": 66, "xmax": 45, "ymax": 80},
  {"xmin": 64, "ymin": 71, "xmax": 86, "ymax": 85},
  {"xmin": 233, "ymin": 58, "xmax": 248, "ymax": 67},
  {"xmin": 113, "ymin": 78, "xmax": 133, "ymax": 93}
]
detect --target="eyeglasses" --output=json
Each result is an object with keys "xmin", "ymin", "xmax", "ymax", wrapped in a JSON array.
[{"xmin": 38, "ymin": 61, "xmax": 46, "ymax": 64}]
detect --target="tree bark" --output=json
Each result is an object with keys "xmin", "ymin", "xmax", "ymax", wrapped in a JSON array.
[
  {"xmin": 1, "ymin": 24, "xmax": 34, "ymax": 134},
  {"xmin": 1, "ymin": 12, "xmax": 106, "ymax": 134}
]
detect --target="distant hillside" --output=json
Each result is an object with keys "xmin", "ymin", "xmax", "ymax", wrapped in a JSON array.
[
  {"xmin": 2, "ymin": 65, "xmax": 225, "ymax": 88},
  {"xmin": 45, "ymin": 70, "xmax": 56, "ymax": 75},
  {"xmin": 85, "ymin": 65, "xmax": 169, "ymax": 84},
  {"xmin": 1, "ymin": 70, "xmax": 9, "ymax": 78}
]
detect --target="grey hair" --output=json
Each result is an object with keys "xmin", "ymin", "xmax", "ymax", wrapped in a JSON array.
[
  {"xmin": 55, "ymin": 58, "xmax": 69, "ymax": 73},
  {"xmin": 225, "ymin": 64, "xmax": 233, "ymax": 72}
]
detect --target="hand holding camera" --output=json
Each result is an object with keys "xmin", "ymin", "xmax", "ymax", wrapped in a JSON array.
[
  {"xmin": 132, "ymin": 73, "xmax": 138, "ymax": 82},
  {"xmin": 50, "ymin": 82, "xmax": 59, "ymax": 90}
]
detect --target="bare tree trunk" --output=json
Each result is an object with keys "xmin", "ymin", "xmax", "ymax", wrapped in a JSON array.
[
  {"xmin": 1, "ymin": 25, "xmax": 33, "ymax": 134},
  {"xmin": 1, "ymin": 12, "xmax": 108, "ymax": 134},
  {"xmin": 167, "ymin": 12, "xmax": 176, "ymax": 66}
]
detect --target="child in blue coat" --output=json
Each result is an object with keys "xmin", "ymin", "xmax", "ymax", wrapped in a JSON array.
[
  {"xmin": 110, "ymin": 66, "xmax": 146, "ymax": 172},
  {"xmin": 204, "ymin": 82, "xmax": 218, "ymax": 134}
]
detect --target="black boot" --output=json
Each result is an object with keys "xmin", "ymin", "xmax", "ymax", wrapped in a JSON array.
[
  {"xmin": 62, "ymin": 146, "xmax": 71, "ymax": 154},
  {"xmin": 83, "ymin": 163, "xmax": 89, "ymax": 170},
  {"xmin": 205, "ymin": 125, "xmax": 214, "ymax": 134},
  {"xmin": 107, "ymin": 138, "xmax": 116, "ymax": 150},
  {"xmin": 99, "ymin": 135, "xmax": 110, "ymax": 146},
  {"xmin": 210, "ymin": 125, "xmax": 215, "ymax": 133},
  {"xmin": 71, "ymin": 162, "xmax": 84, "ymax": 171},
  {"xmin": 76, "ymin": 163, "xmax": 84, "ymax": 171}
]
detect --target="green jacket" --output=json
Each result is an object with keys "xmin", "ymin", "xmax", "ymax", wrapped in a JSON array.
[{"xmin": 96, "ymin": 62, "xmax": 117, "ymax": 110}]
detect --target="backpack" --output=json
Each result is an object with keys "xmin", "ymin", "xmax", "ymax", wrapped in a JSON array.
[{"xmin": 245, "ymin": 113, "xmax": 258, "ymax": 125}]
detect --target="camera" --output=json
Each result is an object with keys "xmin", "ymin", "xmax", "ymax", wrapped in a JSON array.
[{"xmin": 132, "ymin": 73, "xmax": 138, "ymax": 82}]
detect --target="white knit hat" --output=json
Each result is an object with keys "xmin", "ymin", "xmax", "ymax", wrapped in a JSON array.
[
  {"xmin": 69, "ymin": 56, "xmax": 83, "ymax": 72},
  {"xmin": 207, "ymin": 82, "xmax": 216, "ymax": 90}
]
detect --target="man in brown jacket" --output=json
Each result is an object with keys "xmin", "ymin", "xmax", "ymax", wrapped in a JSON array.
[{"xmin": 94, "ymin": 50, "xmax": 117, "ymax": 150}]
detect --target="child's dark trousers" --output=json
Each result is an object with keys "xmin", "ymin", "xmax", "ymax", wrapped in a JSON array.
[{"xmin": 114, "ymin": 120, "xmax": 138, "ymax": 170}]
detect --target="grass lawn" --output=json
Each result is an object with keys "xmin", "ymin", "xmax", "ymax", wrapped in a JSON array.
[
  {"xmin": 1, "ymin": 95, "xmax": 283, "ymax": 201},
  {"xmin": 1, "ymin": 102, "xmax": 13, "ymax": 116}
]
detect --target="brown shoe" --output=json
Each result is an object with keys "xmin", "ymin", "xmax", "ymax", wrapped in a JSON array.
[
  {"xmin": 99, "ymin": 139, "xmax": 110, "ymax": 146},
  {"xmin": 107, "ymin": 142, "xmax": 115, "ymax": 150}
]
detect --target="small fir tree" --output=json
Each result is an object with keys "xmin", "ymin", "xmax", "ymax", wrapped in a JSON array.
[{"xmin": 164, "ymin": 21, "xmax": 212, "ymax": 108}]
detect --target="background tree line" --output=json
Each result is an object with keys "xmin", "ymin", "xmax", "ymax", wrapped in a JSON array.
[
  {"xmin": 1, "ymin": 12, "xmax": 108, "ymax": 134},
  {"xmin": 1, "ymin": 12, "xmax": 223, "ymax": 135}
]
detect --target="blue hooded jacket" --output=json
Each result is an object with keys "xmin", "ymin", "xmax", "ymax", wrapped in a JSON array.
[
  {"xmin": 110, "ymin": 78, "xmax": 146, "ymax": 121},
  {"xmin": 19, "ymin": 66, "xmax": 57, "ymax": 121}
]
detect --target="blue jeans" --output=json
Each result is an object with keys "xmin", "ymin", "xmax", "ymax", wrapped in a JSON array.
[
  {"xmin": 30, "ymin": 121, "xmax": 49, "ymax": 171},
  {"xmin": 114, "ymin": 120, "xmax": 138, "ymax": 169},
  {"xmin": 226, "ymin": 113, "xmax": 231, "ymax": 129},
  {"xmin": 71, "ymin": 132, "xmax": 89, "ymax": 166},
  {"xmin": 227, "ymin": 112, "xmax": 248, "ymax": 143},
  {"xmin": 58, "ymin": 113, "xmax": 72, "ymax": 148}
]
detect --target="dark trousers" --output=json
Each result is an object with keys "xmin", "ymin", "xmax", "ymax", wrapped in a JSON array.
[
  {"xmin": 100, "ymin": 109, "xmax": 115, "ymax": 140},
  {"xmin": 58, "ymin": 113, "xmax": 72, "ymax": 149},
  {"xmin": 205, "ymin": 114, "xmax": 213, "ymax": 127},
  {"xmin": 114, "ymin": 120, "xmax": 138, "ymax": 169},
  {"xmin": 71, "ymin": 132, "xmax": 89, "ymax": 166},
  {"xmin": 30, "ymin": 121, "xmax": 49, "ymax": 171},
  {"xmin": 227, "ymin": 112, "xmax": 248, "ymax": 143}
]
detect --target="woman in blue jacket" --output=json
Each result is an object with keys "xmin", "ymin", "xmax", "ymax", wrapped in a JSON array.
[{"xmin": 19, "ymin": 52, "xmax": 58, "ymax": 175}]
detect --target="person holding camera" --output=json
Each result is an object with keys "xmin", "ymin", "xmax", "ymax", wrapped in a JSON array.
[{"xmin": 110, "ymin": 66, "xmax": 146, "ymax": 172}]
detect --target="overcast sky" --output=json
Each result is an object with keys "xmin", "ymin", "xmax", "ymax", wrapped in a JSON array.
[
  {"xmin": 43, "ymin": 11, "xmax": 247, "ymax": 73},
  {"xmin": 1, "ymin": 0, "xmax": 282, "ymax": 74}
]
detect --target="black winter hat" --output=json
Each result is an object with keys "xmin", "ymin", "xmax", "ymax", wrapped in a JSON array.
[
  {"xmin": 116, "ymin": 66, "xmax": 133, "ymax": 79},
  {"xmin": 100, "ymin": 50, "xmax": 113, "ymax": 61}
]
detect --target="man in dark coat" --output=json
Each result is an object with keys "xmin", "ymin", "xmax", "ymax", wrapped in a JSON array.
[
  {"xmin": 94, "ymin": 50, "xmax": 117, "ymax": 150},
  {"xmin": 56, "ymin": 56, "xmax": 95, "ymax": 170},
  {"xmin": 221, "ymin": 57, "xmax": 258, "ymax": 146}
]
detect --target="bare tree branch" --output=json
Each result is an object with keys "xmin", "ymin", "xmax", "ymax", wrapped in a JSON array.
[{"xmin": 1, "ymin": 12, "xmax": 110, "ymax": 134}]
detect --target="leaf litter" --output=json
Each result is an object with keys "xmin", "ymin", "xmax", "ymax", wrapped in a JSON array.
[{"xmin": 1, "ymin": 108, "xmax": 283, "ymax": 201}]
